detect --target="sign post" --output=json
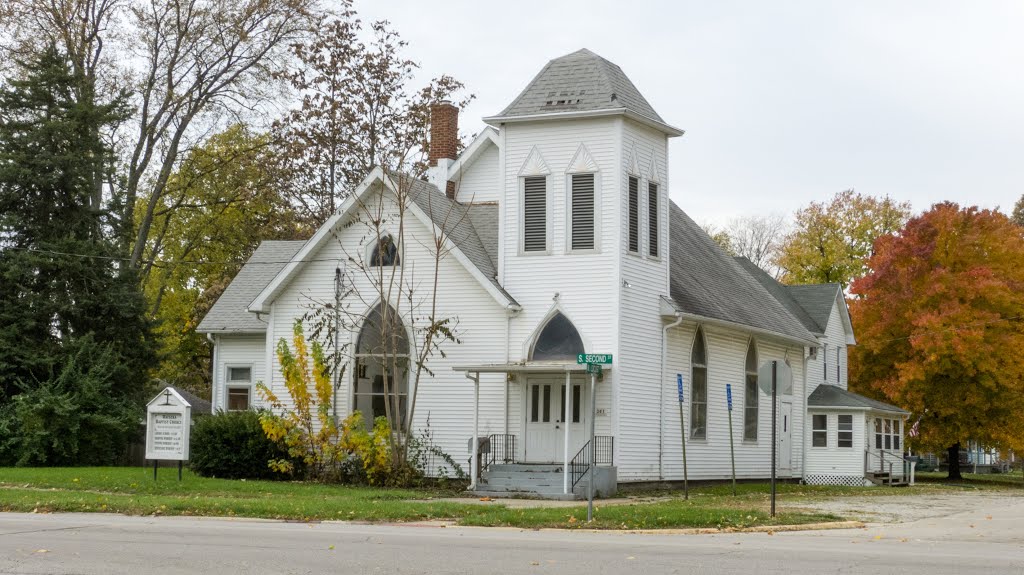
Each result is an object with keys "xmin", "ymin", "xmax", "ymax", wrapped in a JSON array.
[
  {"xmin": 758, "ymin": 360, "xmax": 792, "ymax": 518},
  {"xmin": 677, "ymin": 373, "xmax": 689, "ymax": 500},
  {"xmin": 726, "ymin": 383, "xmax": 736, "ymax": 496},
  {"xmin": 576, "ymin": 354, "xmax": 612, "ymax": 522},
  {"xmin": 145, "ymin": 387, "xmax": 192, "ymax": 481}
]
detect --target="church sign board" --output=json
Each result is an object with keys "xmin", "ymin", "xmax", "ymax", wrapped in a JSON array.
[{"xmin": 145, "ymin": 387, "xmax": 191, "ymax": 462}]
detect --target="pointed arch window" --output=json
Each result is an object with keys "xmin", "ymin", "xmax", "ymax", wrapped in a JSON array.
[
  {"xmin": 354, "ymin": 304, "xmax": 408, "ymax": 430},
  {"xmin": 690, "ymin": 327, "xmax": 708, "ymax": 440},
  {"xmin": 370, "ymin": 235, "xmax": 400, "ymax": 267},
  {"xmin": 530, "ymin": 312, "xmax": 584, "ymax": 362},
  {"xmin": 743, "ymin": 340, "xmax": 759, "ymax": 441}
]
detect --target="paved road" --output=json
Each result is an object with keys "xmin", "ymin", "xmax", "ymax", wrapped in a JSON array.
[{"xmin": 2, "ymin": 495, "xmax": 1023, "ymax": 574}]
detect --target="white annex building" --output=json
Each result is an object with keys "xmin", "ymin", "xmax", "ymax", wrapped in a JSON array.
[{"xmin": 198, "ymin": 49, "xmax": 910, "ymax": 498}]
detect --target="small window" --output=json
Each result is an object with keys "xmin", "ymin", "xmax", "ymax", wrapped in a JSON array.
[
  {"xmin": 227, "ymin": 387, "xmax": 250, "ymax": 411},
  {"xmin": 648, "ymin": 182, "xmax": 659, "ymax": 257},
  {"xmin": 812, "ymin": 414, "xmax": 827, "ymax": 447},
  {"xmin": 228, "ymin": 367, "xmax": 251, "ymax": 382},
  {"xmin": 875, "ymin": 418, "xmax": 883, "ymax": 449},
  {"xmin": 627, "ymin": 176, "xmax": 639, "ymax": 253},
  {"xmin": 893, "ymin": 420, "xmax": 901, "ymax": 450},
  {"xmin": 823, "ymin": 343, "xmax": 828, "ymax": 380},
  {"xmin": 743, "ymin": 340, "xmax": 758, "ymax": 441},
  {"xmin": 523, "ymin": 176, "xmax": 547, "ymax": 252},
  {"xmin": 838, "ymin": 414, "xmax": 853, "ymax": 448},
  {"xmin": 570, "ymin": 173, "xmax": 595, "ymax": 250},
  {"xmin": 690, "ymin": 327, "xmax": 708, "ymax": 440},
  {"xmin": 370, "ymin": 235, "xmax": 400, "ymax": 266}
]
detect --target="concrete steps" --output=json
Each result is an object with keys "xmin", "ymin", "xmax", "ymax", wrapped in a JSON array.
[{"xmin": 471, "ymin": 463, "xmax": 580, "ymax": 500}]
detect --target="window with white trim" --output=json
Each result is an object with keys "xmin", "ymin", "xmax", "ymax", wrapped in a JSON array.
[
  {"xmin": 648, "ymin": 182, "xmax": 659, "ymax": 257},
  {"xmin": 743, "ymin": 339, "xmax": 758, "ymax": 441},
  {"xmin": 690, "ymin": 327, "xmax": 708, "ymax": 440},
  {"xmin": 523, "ymin": 176, "xmax": 547, "ymax": 252},
  {"xmin": 570, "ymin": 173, "xmax": 595, "ymax": 250},
  {"xmin": 226, "ymin": 366, "xmax": 252, "ymax": 411},
  {"xmin": 812, "ymin": 414, "xmax": 827, "ymax": 447},
  {"xmin": 837, "ymin": 414, "xmax": 853, "ymax": 448},
  {"xmin": 627, "ymin": 176, "xmax": 639, "ymax": 253},
  {"xmin": 874, "ymin": 417, "xmax": 902, "ymax": 450},
  {"xmin": 354, "ymin": 304, "xmax": 409, "ymax": 431},
  {"xmin": 370, "ymin": 235, "xmax": 400, "ymax": 267}
]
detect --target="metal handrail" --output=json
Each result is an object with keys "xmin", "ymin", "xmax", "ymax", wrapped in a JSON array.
[
  {"xmin": 864, "ymin": 449, "xmax": 906, "ymax": 482},
  {"xmin": 570, "ymin": 436, "xmax": 614, "ymax": 489},
  {"xmin": 482, "ymin": 434, "xmax": 517, "ymax": 472}
]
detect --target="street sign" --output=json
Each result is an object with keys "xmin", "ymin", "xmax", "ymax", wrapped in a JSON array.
[
  {"xmin": 586, "ymin": 363, "xmax": 603, "ymax": 375},
  {"xmin": 577, "ymin": 353, "xmax": 613, "ymax": 365},
  {"xmin": 758, "ymin": 361, "xmax": 793, "ymax": 396},
  {"xmin": 726, "ymin": 383, "xmax": 733, "ymax": 411},
  {"xmin": 676, "ymin": 373, "xmax": 684, "ymax": 403}
]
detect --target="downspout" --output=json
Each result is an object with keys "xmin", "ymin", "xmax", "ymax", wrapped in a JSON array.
[
  {"xmin": 504, "ymin": 304, "xmax": 515, "ymax": 436},
  {"xmin": 659, "ymin": 312, "xmax": 684, "ymax": 480},
  {"xmin": 207, "ymin": 333, "xmax": 218, "ymax": 414}
]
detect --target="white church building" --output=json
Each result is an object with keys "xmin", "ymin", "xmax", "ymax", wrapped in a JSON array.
[{"xmin": 198, "ymin": 49, "xmax": 909, "ymax": 497}]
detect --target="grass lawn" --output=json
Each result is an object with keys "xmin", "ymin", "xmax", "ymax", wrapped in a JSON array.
[
  {"xmin": 915, "ymin": 470, "xmax": 1024, "ymax": 489},
  {"xmin": 0, "ymin": 467, "xmax": 844, "ymax": 530}
]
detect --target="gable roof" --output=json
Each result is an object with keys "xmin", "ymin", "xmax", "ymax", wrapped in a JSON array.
[
  {"xmin": 787, "ymin": 284, "xmax": 843, "ymax": 334},
  {"xmin": 667, "ymin": 203, "xmax": 817, "ymax": 345},
  {"xmin": 247, "ymin": 169, "xmax": 517, "ymax": 315},
  {"xmin": 485, "ymin": 49, "xmax": 683, "ymax": 136},
  {"xmin": 196, "ymin": 240, "xmax": 305, "ymax": 333},
  {"xmin": 734, "ymin": 257, "xmax": 823, "ymax": 335},
  {"xmin": 808, "ymin": 385, "xmax": 909, "ymax": 415}
]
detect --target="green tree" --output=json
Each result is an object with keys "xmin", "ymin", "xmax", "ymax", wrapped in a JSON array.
[
  {"xmin": 140, "ymin": 125, "xmax": 304, "ymax": 398},
  {"xmin": 1011, "ymin": 194, "xmax": 1024, "ymax": 227},
  {"xmin": 0, "ymin": 46, "xmax": 154, "ymax": 465},
  {"xmin": 849, "ymin": 203, "xmax": 1024, "ymax": 479},
  {"xmin": 777, "ymin": 190, "xmax": 911, "ymax": 289}
]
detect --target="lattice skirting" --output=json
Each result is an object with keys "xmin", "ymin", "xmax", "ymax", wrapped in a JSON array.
[{"xmin": 804, "ymin": 474, "xmax": 868, "ymax": 487}]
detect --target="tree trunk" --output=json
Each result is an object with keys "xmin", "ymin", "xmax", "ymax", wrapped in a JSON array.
[{"xmin": 947, "ymin": 443, "xmax": 962, "ymax": 480}]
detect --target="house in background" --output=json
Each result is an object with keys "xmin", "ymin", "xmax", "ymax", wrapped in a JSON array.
[{"xmin": 197, "ymin": 48, "xmax": 909, "ymax": 497}]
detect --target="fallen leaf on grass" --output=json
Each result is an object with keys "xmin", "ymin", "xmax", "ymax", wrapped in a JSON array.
[{"xmin": 479, "ymin": 497, "xmax": 493, "ymax": 502}]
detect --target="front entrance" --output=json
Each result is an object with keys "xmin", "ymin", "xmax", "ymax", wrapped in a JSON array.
[
  {"xmin": 778, "ymin": 401, "xmax": 793, "ymax": 475},
  {"xmin": 524, "ymin": 375, "xmax": 588, "ymax": 462}
]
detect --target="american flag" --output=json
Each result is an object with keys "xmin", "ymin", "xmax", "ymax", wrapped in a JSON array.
[{"xmin": 909, "ymin": 417, "xmax": 921, "ymax": 438}]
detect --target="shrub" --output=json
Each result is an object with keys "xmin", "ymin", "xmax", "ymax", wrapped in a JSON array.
[{"xmin": 189, "ymin": 410, "xmax": 297, "ymax": 480}]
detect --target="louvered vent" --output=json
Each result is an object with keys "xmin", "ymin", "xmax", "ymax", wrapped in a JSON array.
[
  {"xmin": 571, "ymin": 174, "xmax": 595, "ymax": 250},
  {"xmin": 628, "ymin": 176, "xmax": 639, "ymax": 253},
  {"xmin": 523, "ymin": 176, "xmax": 547, "ymax": 252},
  {"xmin": 648, "ymin": 182, "xmax": 659, "ymax": 257}
]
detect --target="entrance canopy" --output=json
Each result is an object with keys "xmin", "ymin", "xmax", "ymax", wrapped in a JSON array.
[{"xmin": 453, "ymin": 362, "xmax": 598, "ymax": 375}]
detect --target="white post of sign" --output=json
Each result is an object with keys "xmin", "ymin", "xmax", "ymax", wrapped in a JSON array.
[
  {"xmin": 677, "ymin": 373, "xmax": 688, "ymax": 500},
  {"xmin": 771, "ymin": 361, "xmax": 777, "ymax": 518},
  {"xmin": 587, "ymin": 370, "xmax": 596, "ymax": 522},
  {"xmin": 145, "ymin": 387, "xmax": 192, "ymax": 481}
]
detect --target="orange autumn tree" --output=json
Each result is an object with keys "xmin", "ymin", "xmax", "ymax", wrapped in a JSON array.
[{"xmin": 849, "ymin": 202, "xmax": 1024, "ymax": 479}]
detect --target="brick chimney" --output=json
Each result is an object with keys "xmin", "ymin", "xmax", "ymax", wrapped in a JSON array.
[{"xmin": 428, "ymin": 101, "xmax": 458, "ymax": 198}]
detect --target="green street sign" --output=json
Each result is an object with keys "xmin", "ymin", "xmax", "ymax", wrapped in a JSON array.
[
  {"xmin": 586, "ymin": 363, "xmax": 603, "ymax": 375},
  {"xmin": 577, "ymin": 354, "xmax": 613, "ymax": 365}
]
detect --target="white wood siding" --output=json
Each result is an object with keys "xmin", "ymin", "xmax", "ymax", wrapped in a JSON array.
[
  {"xmin": 455, "ymin": 144, "xmax": 500, "ymax": 204},
  {"xmin": 214, "ymin": 335, "xmax": 266, "ymax": 412},
  {"xmin": 659, "ymin": 321, "xmax": 806, "ymax": 481},
  {"xmin": 805, "ymin": 410, "xmax": 866, "ymax": 482},
  {"xmin": 806, "ymin": 298, "xmax": 850, "ymax": 396},
  {"xmin": 500, "ymin": 118, "xmax": 621, "ymax": 445},
  {"xmin": 616, "ymin": 120, "xmax": 671, "ymax": 479},
  {"xmin": 266, "ymin": 189, "xmax": 509, "ymax": 473}
]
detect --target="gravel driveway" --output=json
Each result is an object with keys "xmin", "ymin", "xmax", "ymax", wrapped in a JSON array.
[{"xmin": 791, "ymin": 490, "xmax": 1024, "ymax": 524}]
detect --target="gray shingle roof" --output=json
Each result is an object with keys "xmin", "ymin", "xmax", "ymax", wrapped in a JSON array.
[
  {"xmin": 668, "ymin": 202, "xmax": 817, "ymax": 344},
  {"xmin": 196, "ymin": 240, "xmax": 305, "ymax": 333},
  {"xmin": 404, "ymin": 177, "xmax": 515, "ymax": 305},
  {"xmin": 787, "ymin": 284, "xmax": 842, "ymax": 334},
  {"xmin": 808, "ymin": 385, "xmax": 909, "ymax": 414},
  {"xmin": 734, "ymin": 257, "xmax": 827, "ymax": 335},
  {"xmin": 492, "ymin": 49, "xmax": 666, "ymax": 125}
]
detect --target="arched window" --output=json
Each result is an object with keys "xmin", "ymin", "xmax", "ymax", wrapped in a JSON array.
[
  {"xmin": 744, "ymin": 339, "xmax": 759, "ymax": 441},
  {"xmin": 370, "ymin": 235, "xmax": 400, "ymax": 267},
  {"xmin": 530, "ymin": 312, "xmax": 584, "ymax": 361},
  {"xmin": 354, "ymin": 304, "xmax": 408, "ymax": 430},
  {"xmin": 690, "ymin": 327, "xmax": 708, "ymax": 440}
]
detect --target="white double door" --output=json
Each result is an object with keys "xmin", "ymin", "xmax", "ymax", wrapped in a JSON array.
[{"xmin": 524, "ymin": 376, "xmax": 589, "ymax": 463}]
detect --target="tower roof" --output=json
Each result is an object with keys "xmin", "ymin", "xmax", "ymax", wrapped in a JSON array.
[{"xmin": 486, "ymin": 49, "xmax": 682, "ymax": 136}]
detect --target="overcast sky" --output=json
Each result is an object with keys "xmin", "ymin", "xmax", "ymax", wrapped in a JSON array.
[{"xmin": 359, "ymin": 0, "xmax": 1023, "ymax": 227}]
